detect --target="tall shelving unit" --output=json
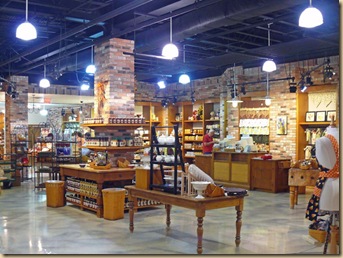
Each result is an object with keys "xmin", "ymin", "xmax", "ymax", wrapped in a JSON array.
[
  {"xmin": 149, "ymin": 124, "xmax": 184, "ymax": 194},
  {"xmin": 296, "ymin": 85, "xmax": 337, "ymax": 160}
]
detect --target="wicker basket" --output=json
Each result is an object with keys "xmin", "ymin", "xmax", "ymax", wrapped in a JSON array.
[
  {"xmin": 309, "ymin": 229, "xmax": 339, "ymax": 243},
  {"xmin": 299, "ymin": 164, "xmax": 310, "ymax": 170}
]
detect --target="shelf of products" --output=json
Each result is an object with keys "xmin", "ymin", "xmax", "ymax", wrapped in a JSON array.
[
  {"xmin": 150, "ymin": 125, "xmax": 185, "ymax": 194},
  {"xmin": 296, "ymin": 85, "xmax": 337, "ymax": 160},
  {"xmin": 11, "ymin": 133, "xmax": 31, "ymax": 185}
]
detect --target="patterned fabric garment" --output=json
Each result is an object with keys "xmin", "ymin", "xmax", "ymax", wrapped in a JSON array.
[{"xmin": 305, "ymin": 134, "xmax": 339, "ymax": 221}]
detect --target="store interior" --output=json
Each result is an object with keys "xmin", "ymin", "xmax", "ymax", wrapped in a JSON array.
[{"xmin": 0, "ymin": 0, "xmax": 340, "ymax": 255}]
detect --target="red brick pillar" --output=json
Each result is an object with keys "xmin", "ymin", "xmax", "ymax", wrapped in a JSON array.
[
  {"xmin": 94, "ymin": 38, "xmax": 135, "ymax": 121},
  {"xmin": 5, "ymin": 76, "xmax": 29, "ymax": 154}
]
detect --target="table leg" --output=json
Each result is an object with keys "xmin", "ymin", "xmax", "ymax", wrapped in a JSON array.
[
  {"xmin": 235, "ymin": 204, "xmax": 243, "ymax": 247},
  {"xmin": 165, "ymin": 204, "xmax": 171, "ymax": 228},
  {"xmin": 197, "ymin": 217, "xmax": 204, "ymax": 254},
  {"xmin": 96, "ymin": 182, "xmax": 103, "ymax": 218},
  {"xmin": 195, "ymin": 209, "xmax": 205, "ymax": 254},
  {"xmin": 294, "ymin": 186, "xmax": 299, "ymax": 205},
  {"xmin": 129, "ymin": 198, "xmax": 135, "ymax": 233},
  {"xmin": 289, "ymin": 186, "xmax": 295, "ymax": 209}
]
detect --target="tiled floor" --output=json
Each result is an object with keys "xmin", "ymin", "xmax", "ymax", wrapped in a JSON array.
[{"xmin": 0, "ymin": 181, "xmax": 332, "ymax": 255}]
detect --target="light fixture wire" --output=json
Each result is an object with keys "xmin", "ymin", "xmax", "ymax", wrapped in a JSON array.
[{"xmin": 25, "ymin": 0, "xmax": 29, "ymax": 21}]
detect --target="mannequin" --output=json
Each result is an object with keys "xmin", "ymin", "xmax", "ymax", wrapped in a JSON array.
[
  {"xmin": 305, "ymin": 117, "xmax": 339, "ymax": 221},
  {"xmin": 317, "ymin": 125, "xmax": 339, "ymax": 211}
]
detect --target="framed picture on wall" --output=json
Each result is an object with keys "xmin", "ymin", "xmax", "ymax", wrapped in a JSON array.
[
  {"xmin": 316, "ymin": 111, "xmax": 326, "ymax": 122},
  {"xmin": 305, "ymin": 111, "xmax": 315, "ymax": 122},
  {"xmin": 276, "ymin": 116, "xmax": 287, "ymax": 135},
  {"xmin": 326, "ymin": 111, "xmax": 336, "ymax": 122}
]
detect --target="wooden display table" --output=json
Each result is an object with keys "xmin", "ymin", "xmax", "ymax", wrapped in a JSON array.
[
  {"xmin": 288, "ymin": 168, "xmax": 320, "ymax": 209},
  {"xmin": 250, "ymin": 158, "xmax": 291, "ymax": 193},
  {"xmin": 125, "ymin": 185, "xmax": 246, "ymax": 254},
  {"xmin": 59, "ymin": 164, "xmax": 135, "ymax": 217}
]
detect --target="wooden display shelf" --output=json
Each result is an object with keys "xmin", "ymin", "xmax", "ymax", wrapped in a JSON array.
[
  {"xmin": 82, "ymin": 123, "xmax": 148, "ymax": 128},
  {"xmin": 184, "ymin": 120, "xmax": 203, "ymax": 123},
  {"xmin": 298, "ymin": 122, "xmax": 330, "ymax": 126},
  {"xmin": 66, "ymin": 188, "xmax": 98, "ymax": 199},
  {"xmin": 205, "ymin": 119, "xmax": 220, "ymax": 122},
  {"xmin": 66, "ymin": 198, "xmax": 98, "ymax": 213},
  {"xmin": 85, "ymin": 146, "xmax": 143, "ymax": 151}
]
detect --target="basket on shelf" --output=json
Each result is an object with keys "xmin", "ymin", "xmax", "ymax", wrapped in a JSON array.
[{"xmin": 308, "ymin": 229, "xmax": 339, "ymax": 243}]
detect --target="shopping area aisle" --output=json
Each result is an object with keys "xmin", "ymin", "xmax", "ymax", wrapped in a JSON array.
[{"xmin": 0, "ymin": 181, "xmax": 325, "ymax": 255}]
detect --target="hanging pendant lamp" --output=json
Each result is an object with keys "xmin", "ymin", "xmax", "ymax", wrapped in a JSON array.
[
  {"xmin": 179, "ymin": 46, "xmax": 190, "ymax": 84},
  {"xmin": 39, "ymin": 64, "xmax": 50, "ymax": 88},
  {"xmin": 262, "ymin": 23, "xmax": 276, "ymax": 72},
  {"xmin": 86, "ymin": 45, "xmax": 96, "ymax": 74},
  {"xmin": 227, "ymin": 67, "xmax": 243, "ymax": 107},
  {"xmin": 299, "ymin": 0, "xmax": 323, "ymax": 28},
  {"xmin": 162, "ymin": 17, "xmax": 179, "ymax": 59},
  {"xmin": 16, "ymin": 0, "xmax": 37, "ymax": 40}
]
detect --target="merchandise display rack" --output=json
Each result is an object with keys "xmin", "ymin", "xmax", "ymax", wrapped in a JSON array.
[{"xmin": 149, "ymin": 125, "xmax": 184, "ymax": 194}]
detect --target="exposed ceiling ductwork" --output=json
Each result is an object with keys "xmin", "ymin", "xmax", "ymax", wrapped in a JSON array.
[{"xmin": 0, "ymin": 0, "xmax": 339, "ymax": 85}]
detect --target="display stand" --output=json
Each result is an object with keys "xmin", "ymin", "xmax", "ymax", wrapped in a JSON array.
[{"xmin": 149, "ymin": 125, "xmax": 184, "ymax": 194}]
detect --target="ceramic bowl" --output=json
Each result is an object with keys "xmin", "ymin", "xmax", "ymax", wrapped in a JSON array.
[
  {"xmin": 191, "ymin": 181, "xmax": 211, "ymax": 199},
  {"xmin": 156, "ymin": 155, "xmax": 163, "ymax": 162},
  {"xmin": 79, "ymin": 164, "xmax": 86, "ymax": 168}
]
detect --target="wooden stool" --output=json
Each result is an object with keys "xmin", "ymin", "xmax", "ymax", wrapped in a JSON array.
[{"xmin": 288, "ymin": 168, "xmax": 320, "ymax": 209}]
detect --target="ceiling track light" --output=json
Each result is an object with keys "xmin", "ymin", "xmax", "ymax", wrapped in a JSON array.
[
  {"xmin": 16, "ymin": 0, "xmax": 37, "ymax": 40},
  {"xmin": 262, "ymin": 23, "xmax": 276, "ymax": 73},
  {"xmin": 299, "ymin": 0, "xmax": 323, "ymax": 28},
  {"xmin": 161, "ymin": 99, "xmax": 169, "ymax": 108},
  {"xmin": 289, "ymin": 78, "xmax": 297, "ymax": 93},
  {"xmin": 162, "ymin": 17, "xmax": 179, "ymax": 59}
]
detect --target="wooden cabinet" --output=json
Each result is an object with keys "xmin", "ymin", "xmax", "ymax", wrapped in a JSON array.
[
  {"xmin": 194, "ymin": 154, "xmax": 212, "ymax": 178},
  {"xmin": 212, "ymin": 151, "xmax": 264, "ymax": 189},
  {"xmin": 250, "ymin": 158, "xmax": 291, "ymax": 193}
]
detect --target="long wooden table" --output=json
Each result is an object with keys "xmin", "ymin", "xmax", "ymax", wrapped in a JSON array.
[
  {"xmin": 125, "ymin": 185, "xmax": 246, "ymax": 254},
  {"xmin": 59, "ymin": 164, "xmax": 135, "ymax": 217}
]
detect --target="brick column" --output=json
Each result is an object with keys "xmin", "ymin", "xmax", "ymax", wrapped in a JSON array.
[
  {"xmin": 5, "ymin": 76, "xmax": 29, "ymax": 153},
  {"xmin": 94, "ymin": 38, "xmax": 135, "ymax": 121}
]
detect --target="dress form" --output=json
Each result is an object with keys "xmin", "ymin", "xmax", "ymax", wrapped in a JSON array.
[{"xmin": 315, "ymin": 118, "xmax": 339, "ymax": 211}]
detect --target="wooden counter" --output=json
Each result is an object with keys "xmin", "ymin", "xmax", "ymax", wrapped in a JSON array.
[
  {"xmin": 125, "ymin": 185, "xmax": 246, "ymax": 254},
  {"xmin": 194, "ymin": 154, "xmax": 212, "ymax": 178},
  {"xmin": 59, "ymin": 164, "xmax": 135, "ymax": 217},
  {"xmin": 250, "ymin": 158, "xmax": 291, "ymax": 193},
  {"xmin": 212, "ymin": 151, "xmax": 265, "ymax": 189}
]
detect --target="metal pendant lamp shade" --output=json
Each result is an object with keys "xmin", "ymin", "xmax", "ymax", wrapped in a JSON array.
[
  {"xmin": 299, "ymin": 0, "xmax": 323, "ymax": 28},
  {"xmin": 262, "ymin": 60, "xmax": 277, "ymax": 73},
  {"xmin": 16, "ymin": 0, "xmax": 37, "ymax": 40},
  {"xmin": 262, "ymin": 23, "xmax": 276, "ymax": 73},
  {"xmin": 162, "ymin": 17, "xmax": 179, "ymax": 59},
  {"xmin": 179, "ymin": 74, "xmax": 190, "ymax": 84}
]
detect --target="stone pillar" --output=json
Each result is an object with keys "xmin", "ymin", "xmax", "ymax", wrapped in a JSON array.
[
  {"xmin": 5, "ymin": 76, "xmax": 29, "ymax": 154},
  {"xmin": 94, "ymin": 38, "xmax": 135, "ymax": 121}
]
